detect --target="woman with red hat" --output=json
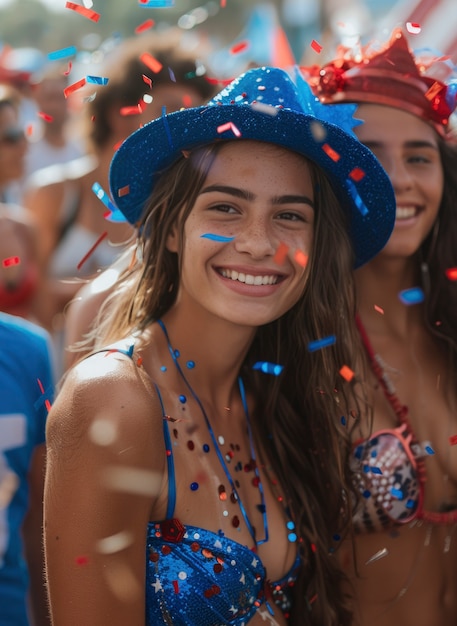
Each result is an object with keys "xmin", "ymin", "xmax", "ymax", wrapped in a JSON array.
[{"xmin": 304, "ymin": 27, "xmax": 457, "ymax": 626}]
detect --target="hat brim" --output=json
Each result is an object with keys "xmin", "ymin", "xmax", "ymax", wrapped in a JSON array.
[{"xmin": 109, "ymin": 104, "xmax": 394, "ymax": 267}]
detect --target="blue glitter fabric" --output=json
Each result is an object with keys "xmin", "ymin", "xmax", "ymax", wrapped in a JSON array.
[{"xmin": 146, "ymin": 520, "xmax": 299, "ymax": 625}]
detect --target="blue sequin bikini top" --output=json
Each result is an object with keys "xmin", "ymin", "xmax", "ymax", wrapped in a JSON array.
[{"xmin": 145, "ymin": 382, "xmax": 300, "ymax": 626}]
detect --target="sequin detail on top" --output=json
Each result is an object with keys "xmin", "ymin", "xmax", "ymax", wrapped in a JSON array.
[{"xmin": 146, "ymin": 521, "xmax": 299, "ymax": 625}]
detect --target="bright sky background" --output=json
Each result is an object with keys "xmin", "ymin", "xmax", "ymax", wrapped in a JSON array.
[{"xmin": 0, "ymin": 0, "xmax": 68, "ymax": 10}]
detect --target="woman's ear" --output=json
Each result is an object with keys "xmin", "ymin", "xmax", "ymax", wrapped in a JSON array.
[{"xmin": 166, "ymin": 225, "xmax": 179, "ymax": 252}]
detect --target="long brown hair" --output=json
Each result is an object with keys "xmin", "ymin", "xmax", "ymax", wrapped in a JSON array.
[{"xmin": 92, "ymin": 141, "xmax": 362, "ymax": 624}]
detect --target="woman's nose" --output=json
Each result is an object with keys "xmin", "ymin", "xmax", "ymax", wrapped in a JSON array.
[{"xmin": 233, "ymin": 216, "xmax": 276, "ymax": 259}]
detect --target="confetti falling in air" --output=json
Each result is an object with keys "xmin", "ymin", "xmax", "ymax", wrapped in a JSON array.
[
  {"xmin": 311, "ymin": 39, "xmax": 323, "ymax": 53},
  {"xmin": 2, "ymin": 256, "xmax": 20, "ymax": 267},
  {"xmin": 445, "ymin": 267, "xmax": 457, "ymax": 280},
  {"xmin": 89, "ymin": 418, "xmax": 118, "ymax": 446},
  {"xmin": 120, "ymin": 103, "xmax": 142, "ymax": 116},
  {"xmin": 65, "ymin": 1, "xmax": 100, "ymax": 21},
  {"xmin": 48, "ymin": 46, "xmax": 77, "ymax": 61},
  {"xmin": 142, "ymin": 74, "xmax": 153, "ymax": 89},
  {"xmin": 406, "ymin": 22, "xmax": 421, "ymax": 34},
  {"xmin": 140, "ymin": 52, "xmax": 163, "ymax": 73},
  {"xmin": 230, "ymin": 41, "xmax": 249, "ymax": 55},
  {"xmin": 374, "ymin": 304, "xmax": 384, "ymax": 314},
  {"xmin": 294, "ymin": 250, "xmax": 308, "ymax": 267},
  {"xmin": 398, "ymin": 287, "xmax": 424, "ymax": 305},
  {"xmin": 200, "ymin": 233, "xmax": 235, "ymax": 242},
  {"xmin": 273, "ymin": 242, "xmax": 289, "ymax": 264},
  {"xmin": 64, "ymin": 77, "xmax": 87, "ymax": 98},
  {"xmin": 96, "ymin": 531, "xmax": 133, "ymax": 554},
  {"xmin": 322, "ymin": 143, "xmax": 340, "ymax": 162},
  {"xmin": 36, "ymin": 378, "xmax": 52, "ymax": 412},
  {"xmin": 339, "ymin": 365, "xmax": 355, "ymax": 382},
  {"xmin": 252, "ymin": 361, "xmax": 284, "ymax": 376},
  {"xmin": 217, "ymin": 122, "xmax": 242, "ymax": 137},
  {"xmin": 77, "ymin": 231, "xmax": 108, "ymax": 270},
  {"xmin": 138, "ymin": 0, "xmax": 175, "ymax": 5},
  {"xmin": 365, "ymin": 547, "xmax": 388, "ymax": 565},
  {"xmin": 308, "ymin": 335, "xmax": 336, "ymax": 352},
  {"xmin": 86, "ymin": 75, "xmax": 109, "ymax": 85},
  {"xmin": 135, "ymin": 19, "xmax": 155, "ymax": 33},
  {"xmin": 449, "ymin": 435, "xmax": 457, "ymax": 446},
  {"xmin": 425, "ymin": 81, "xmax": 442, "ymax": 102},
  {"xmin": 38, "ymin": 112, "xmax": 53, "ymax": 122}
]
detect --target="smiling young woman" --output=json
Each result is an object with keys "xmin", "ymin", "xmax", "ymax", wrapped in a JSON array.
[{"xmin": 43, "ymin": 66, "xmax": 395, "ymax": 626}]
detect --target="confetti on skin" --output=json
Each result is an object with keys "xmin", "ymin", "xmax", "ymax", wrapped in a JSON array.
[
  {"xmin": 48, "ymin": 46, "xmax": 77, "ymax": 61},
  {"xmin": 86, "ymin": 75, "xmax": 109, "ymax": 85},
  {"xmin": 365, "ymin": 547, "xmax": 388, "ymax": 564},
  {"xmin": 101, "ymin": 466, "xmax": 162, "ymax": 496},
  {"xmin": 135, "ymin": 19, "xmax": 155, "ymax": 34},
  {"xmin": 311, "ymin": 40, "xmax": 323, "ymax": 53},
  {"xmin": 252, "ymin": 361, "xmax": 284, "ymax": 376},
  {"xmin": 294, "ymin": 250, "xmax": 308, "ymax": 267},
  {"xmin": 349, "ymin": 167, "xmax": 365, "ymax": 182},
  {"xmin": 217, "ymin": 122, "xmax": 242, "ymax": 137},
  {"xmin": 77, "ymin": 231, "xmax": 108, "ymax": 270},
  {"xmin": 65, "ymin": 2, "xmax": 100, "ymax": 22},
  {"xmin": 230, "ymin": 41, "xmax": 249, "ymax": 55},
  {"xmin": 406, "ymin": 22, "xmax": 421, "ymax": 34},
  {"xmin": 339, "ymin": 365, "xmax": 355, "ymax": 382},
  {"xmin": 63, "ymin": 77, "xmax": 87, "ymax": 98},
  {"xmin": 75, "ymin": 555, "xmax": 89, "ymax": 566},
  {"xmin": 200, "ymin": 233, "xmax": 235, "ymax": 242},
  {"xmin": 322, "ymin": 143, "xmax": 340, "ymax": 162},
  {"xmin": 38, "ymin": 111, "xmax": 53, "ymax": 122},
  {"xmin": 308, "ymin": 335, "xmax": 336, "ymax": 352},
  {"xmin": 2, "ymin": 256, "xmax": 20, "ymax": 267},
  {"xmin": 445, "ymin": 267, "xmax": 457, "ymax": 280},
  {"xmin": 374, "ymin": 304, "xmax": 384, "ymax": 314},
  {"xmin": 96, "ymin": 530, "xmax": 133, "ymax": 554},
  {"xmin": 273, "ymin": 242, "xmax": 289, "ymax": 264},
  {"xmin": 140, "ymin": 52, "xmax": 163, "ymax": 73},
  {"xmin": 398, "ymin": 287, "xmax": 424, "ymax": 305}
]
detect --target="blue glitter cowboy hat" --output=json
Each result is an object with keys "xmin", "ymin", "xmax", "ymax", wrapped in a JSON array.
[{"xmin": 109, "ymin": 66, "xmax": 395, "ymax": 267}]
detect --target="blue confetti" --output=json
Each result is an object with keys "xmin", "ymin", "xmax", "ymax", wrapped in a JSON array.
[
  {"xmin": 424, "ymin": 444, "xmax": 435, "ymax": 455},
  {"xmin": 200, "ymin": 233, "xmax": 235, "ymax": 242},
  {"xmin": 48, "ymin": 46, "xmax": 77, "ymax": 60},
  {"xmin": 307, "ymin": 335, "xmax": 336, "ymax": 352},
  {"xmin": 92, "ymin": 182, "xmax": 127, "ymax": 223},
  {"xmin": 139, "ymin": 0, "xmax": 174, "ymax": 5},
  {"xmin": 252, "ymin": 361, "xmax": 284, "ymax": 376},
  {"xmin": 398, "ymin": 287, "xmax": 425, "ymax": 305},
  {"xmin": 86, "ymin": 75, "xmax": 109, "ymax": 85}
]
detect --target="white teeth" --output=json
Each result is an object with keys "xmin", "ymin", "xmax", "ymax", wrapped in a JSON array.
[
  {"xmin": 396, "ymin": 206, "xmax": 416, "ymax": 219},
  {"xmin": 219, "ymin": 269, "xmax": 278, "ymax": 285}
]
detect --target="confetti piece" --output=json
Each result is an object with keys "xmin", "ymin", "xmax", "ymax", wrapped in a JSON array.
[
  {"xmin": 311, "ymin": 40, "xmax": 323, "ymax": 53},
  {"xmin": 220, "ymin": 0, "xmax": 226, "ymax": 6},
  {"xmin": 322, "ymin": 143, "xmax": 340, "ymax": 162},
  {"xmin": 65, "ymin": 1, "xmax": 100, "ymax": 22},
  {"xmin": 252, "ymin": 361, "xmax": 284, "ymax": 376},
  {"xmin": 230, "ymin": 41, "xmax": 249, "ymax": 55},
  {"xmin": 63, "ymin": 77, "xmax": 87, "ymax": 98},
  {"xmin": 64, "ymin": 61, "xmax": 72, "ymax": 76},
  {"xmin": 425, "ymin": 81, "xmax": 442, "ymax": 102},
  {"xmin": 182, "ymin": 94, "xmax": 193, "ymax": 108},
  {"xmin": 101, "ymin": 466, "xmax": 162, "ymax": 496},
  {"xmin": 449, "ymin": 434, "xmax": 457, "ymax": 446},
  {"xmin": 339, "ymin": 365, "xmax": 354, "ymax": 382},
  {"xmin": 391, "ymin": 487, "xmax": 403, "ymax": 500},
  {"xmin": 308, "ymin": 335, "xmax": 336, "ymax": 352},
  {"xmin": 374, "ymin": 304, "xmax": 384, "ymax": 314},
  {"xmin": 89, "ymin": 418, "xmax": 118, "ymax": 446},
  {"xmin": 38, "ymin": 111, "xmax": 53, "ymax": 122},
  {"xmin": 349, "ymin": 167, "xmax": 365, "ymax": 182},
  {"xmin": 273, "ymin": 242, "xmax": 289, "ymax": 264},
  {"xmin": 445, "ymin": 267, "xmax": 457, "ymax": 280},
  {"xmin": 48, "ymin": 46, "xmax": 77, "ymax": 60},
  {"xmin": 2, "ymin": 256, "xmax": 20, "ymax": 267},
  {"xmin": 205, "ymin": 76, "xmax": 234, "ymax": 86},
  {"xmin": 96, "ymin": 531, "xmax": 133, "ymax": 554},
  {"xmin": 140, "ymin": 52, "xmax": 163, "ymax": 73},
  {"xmin": 406, "ymin": 22, "xmax": 421, "ymax": 34},
  {"xmin": 135, "ymin": 18, "xmax": 155, "ymax": 33},
  {"xmin": 250, "ymin": 102, "xmax": 279, "ymax": 116},
  {"xmin": 217, "ymin": 122, "xmax": 241, "ymax": 137},
  {"xmin": 365, "ymin": 547, "xmax": 388, "ymax": 564},
  {"xmin": 294, "ymin": 250, "xmax": 308, "ymax": 267},
  {"xmin": 139, "ymin": 0, "xmax": 174, "ymax": 5},
  {"xmin": 77, "ymin": 231, "xmax": 108, "ymax": 270},
  {"xmin": 86, "ymin": 75, "xmax": 109, "ymax": 85},
  {"xmin": 168, "ymin": 67, "xmax": 176, "ymax": 82},
  {"xmin": 200, "ymin": 233, "xmax": 235, "ymax": 242},
  {"xmin": 398, "ymin": 287, "xmax": 424, "ymax": 305},
  {"xmin": 117, "ymin": 185, "xmax": 130, "ymax": 198},
  {"xmin": 92, "ymin": 182, "xmax": 117, "ymax": 211},
  {"xmin": 142, "ymin": 74, "xmax": 153, "ymax": 88},
  {"xmin": 75, "ymin": 555, "xmax": 89, "ymax": 566},
  {"xmin": 120, "ymin": 104, "xmax": 142, "ymax": 116}
]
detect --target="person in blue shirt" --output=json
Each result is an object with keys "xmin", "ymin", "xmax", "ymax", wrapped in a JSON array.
[{"xmin": 0, "ymin": 312, "xmax": 54, "ymax": 625}]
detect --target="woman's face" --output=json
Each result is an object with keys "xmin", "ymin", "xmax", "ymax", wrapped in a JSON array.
[
  {"xmin": 167, "ymin": 140, "xmax": 315, "ymax": 328},
  {"xmin": 0, "ymin": 103, "xmax": 27, "ymax": 187},
  {"xmin": 354, "ymin": 104, "xmax": 444, "ymax": 261}
]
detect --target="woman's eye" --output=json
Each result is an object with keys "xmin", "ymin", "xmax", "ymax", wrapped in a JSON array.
[
  {"xmin": 210, "ymin": 204, "xmax": 238, "ymax": 214},
  {"xmin": 277, "ymin": 211, "xmax": 306, "ymax": 222}
]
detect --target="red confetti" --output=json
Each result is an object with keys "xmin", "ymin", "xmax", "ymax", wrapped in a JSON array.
[
  {"xmin": 205, "ymin": 76, "xmax": 234, "ymax": 86},
  {"xmin": 182, "ymin": 94, "xmax": 193, "ymax": 108},
  {"xmin": 216, "ymin": 122, "xmax": 241, "ymax": 137},
  {"xmin": 38, "ymin": 111, "xmax": 53, "ymax": 122},
  {"xmin": 26, "ymin": 124, "xmax": 34, "ymax": 137},
  {"xmin": 449, "ymin": 434, "xmax": 457, "ymax": 446},
  {"xmin": 311, "ymin": 40, "xmax": 323, "ymax": 54},
  {"xmin": 445, "ymin": 267, "xmax": 457, "ymax": 281},
  {"xmin": 140, "ymin": 52, "xmax": 163, "ymax": 74},
  {"xmin": 64, "ymin": 77, "xmax": 87, "ymax": 98},
  {"xmin": 77, "ymin": 231, "xmax": 108, "ymax": 270},
  {"xmin": 135, "ymin": 19, "xmax": 155, "ymax": 34},
  {"xmin": 2, "ymin": 256, "xmax": 20, "ymax": 267},
  {"xmin": 64, "ymin": 61, "xmax": 72, "ymax": 76},
  {"xmin": 113, "ymin": 140, "xmax": 123, "ymax": 151},
  {"xmin": 406, "ymin": 22, "xmax": 421, "ymax": 34},
  {"xmin": 339, "ymin": 365, "xmax": 355, "ymax": 382},
  {"xmin": 322, "ymin": 143, "xmax": 340, "ymax": 162},
  {"xmin": 37, "ymin": 378, "xmax": 45, "ymax": 393},
  {"xmin": 120, "ymin": 104, "xmax": 142, "ymax": 116},
  {"xmin": 220, "ymin": 0, "xmax": 226, "ymax": 6},
  {"xmin": 172, "ymin": 580, "xmax": 179, "ymax": 593},
  {"xmin": 349, "ymin": 167, "xmax": 365, "ymax": 182},
  {"xmin": 294, "ymin": 250, "xmax": 308, "ymax": 267},
  {"xmin": 142, "ymin": 74, "xmax": 153, "ymax": 89},
  {"xmin": 425, "ymin": 81, "xmax": 442, "ymax": 102},
  {"xmin": 230, "ymin": 41, "xmax": 249, "ymax": 55},
  {"xmin": 374, "ymin": 304, "xmax": 384, "ymax": 314},
  {"xmin": 118, "ymin": 185, "xmax": 130, "ymax": 198},
  {"xmin": 65, "ymin": 2, "xmax": 100, "ymax": 22},
  {"xmin": 75, "ymin": 555, "xmax": 89, "ymax": 565},
  {"xmin": 273, "ymin": 242, "xmax": 289, "ymax": 265}
]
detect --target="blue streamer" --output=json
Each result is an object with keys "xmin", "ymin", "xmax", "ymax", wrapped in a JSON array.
[
  {"xmin": 200, "ymin": 233, "xmax": 235, "ymax": 242},
  {"xmin": 48, "ymin": 46, "xmax": 77, "ymax": 60},
  {"xmin": 252, "ymin": 361, "xmax": 284, "ymax": 376},
  {"xmin": 92, "ymin": 182, "xmax": 127, "ymax": 223},
  {"xmin": 86, "ymin": 75, "xmax": 109, "ymax": 85}
]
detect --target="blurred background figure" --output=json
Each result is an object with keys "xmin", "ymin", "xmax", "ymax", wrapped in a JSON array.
[
  {"xmin": 0, "ymin": 82, "xmax": 28, "ymax": 204},
  {"xmin": 0, "ymin": 312, "xmax": 54, "ymax": 626},
  {"xmin": 24, "ymin": 30, "xmax": 216, "ymax": 375}
]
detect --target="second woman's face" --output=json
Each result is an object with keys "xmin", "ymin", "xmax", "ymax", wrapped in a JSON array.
[
  {"xmin": 355, "ymin": 104, "xmax": 444, "ymax": 260},
  {"xmin": 167, "ymin": 140, "xmax": 315, "ymax": 328},
  {"xmin": 0, "ymin": 104, "xmax": 27, "ymax": 187}
]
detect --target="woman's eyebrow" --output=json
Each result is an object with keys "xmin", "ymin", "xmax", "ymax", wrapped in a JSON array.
[{"xmin": 200, "ymin": 184, "xmax": 314, "ymax": 207}]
